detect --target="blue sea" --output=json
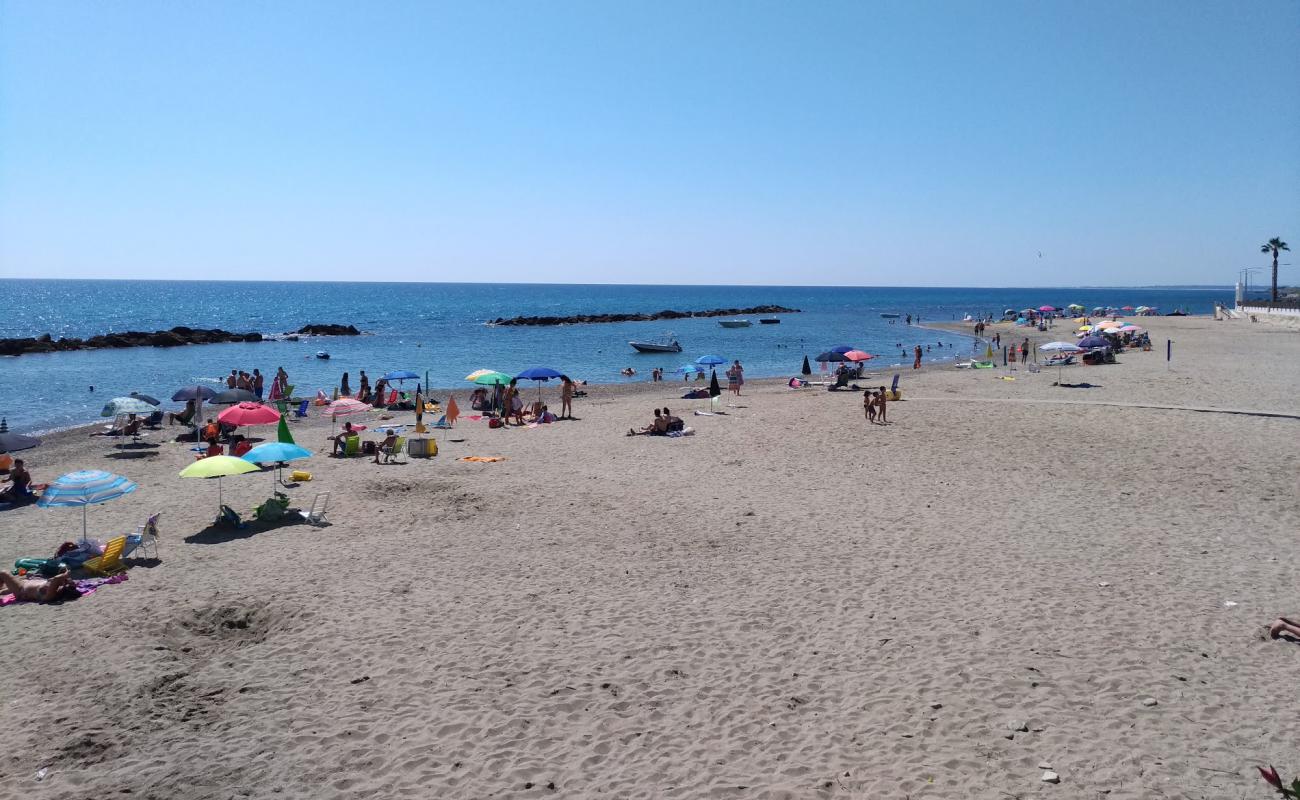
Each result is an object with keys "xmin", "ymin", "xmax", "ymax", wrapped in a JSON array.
[{"xmin": 0, "ymin": 280, "xmax": 1229, "ymax": 434}]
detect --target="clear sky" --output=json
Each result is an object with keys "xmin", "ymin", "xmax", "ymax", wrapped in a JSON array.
[{"xmin": 1, "ymin": 1, "xmax": 1297, "ymax": 286}]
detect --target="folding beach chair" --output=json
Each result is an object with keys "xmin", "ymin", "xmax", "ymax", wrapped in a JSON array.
[
  {"xmin": 381, "ymin": 436, "xmax": 406, "ymax": 464},
  {"xmin": 82, "ymin": 536, "xmax": 127, "ymax": 576},
  {"xmin": 294, "ymin": 400, "xmax": 309, "ymax": 418},
  {"xmin": 299, "ymin": 492, "xmax": 331, "ymax": 526},
  {"xmin": 123, "ymin": 513, "xmax": 161, "ymax": 560}
]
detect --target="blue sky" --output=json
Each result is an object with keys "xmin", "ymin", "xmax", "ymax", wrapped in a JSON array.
[{"xmin": 1, "ymin": 1, "xmax": 1296, "ymax": 286}]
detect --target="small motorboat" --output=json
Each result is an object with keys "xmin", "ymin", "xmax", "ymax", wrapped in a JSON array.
[
  {"xmin": 315, "ymin": 351, "xmax": 330, "ymax": 359},
  {"xmin": 630, "ymin": 335, "xmax": 682, "ymax": 353},
  {"xmin": 880, "ymin": 313, "xmax": 901, "ymax": 319},
  {"xmin": 758, "ymin": 318, "xmax": 780, "ymax": 324},
  {"xmin": 718, "ymin": 319, "xmax": 752, "ymax": 328}
]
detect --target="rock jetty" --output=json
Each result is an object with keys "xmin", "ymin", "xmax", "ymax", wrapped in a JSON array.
[
  {"xmin": 489, "ymin": 305, "xmax": 800, "ymax": 327},
  {"xmin": 1, "ymin": 323, "xmax": 359, "ymax": 357}
]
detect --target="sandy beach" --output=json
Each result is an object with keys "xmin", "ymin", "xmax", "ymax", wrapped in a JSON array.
[{"xmin": 1, "ymin": 314, "xmax": 1297, "ymax": 799}]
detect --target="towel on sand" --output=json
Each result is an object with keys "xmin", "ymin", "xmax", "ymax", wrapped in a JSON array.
[{"xmin": 458, "ymin": 456, "xmax": 506, "ymax": 463}]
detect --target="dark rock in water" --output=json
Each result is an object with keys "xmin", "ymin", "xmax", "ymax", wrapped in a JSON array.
[
  {"xmin": 490, "ymin": 305, "xmax": 800, "ymax": 327},
  {"xmin": 295, "ymin": 323, "xmax": 360, "ymax": 336},
  {"xmin": 1, "ymin": 325, "xmax": 268, "ymax": 356}
]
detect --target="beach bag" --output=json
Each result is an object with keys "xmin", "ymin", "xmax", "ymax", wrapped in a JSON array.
[
  {"xmin": 362, "ymin": 441, "xmax": 377, "ymax": 455},
  {"xmin": 489, "ymin": 418, "xmax": 503, "ymax": 429}
]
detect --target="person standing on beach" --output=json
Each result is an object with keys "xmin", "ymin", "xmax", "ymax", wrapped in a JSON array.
[
  {"xmin": 913, "ymin": 345, "xmax": 922, "ymax": 369},
  {"xmin": 864, "ymin": 389, "xmax": 875, "ymax": 423},
  {"xmin": 877, "ymin": 387, "xmax": 888, "ymax": 424},
  {"xmin": 226, "ymin": 370, "xmax": 237, "ymax": 389},
  {"xmin": 560, "ymin": 376, "xmax": 574, "ymax": 420},
  {"xmin": 253, "ymin": 369, "xmax": 264, "ymax": 400},
  {"xmin": 340, "ymin": 372, "xmax": 351, "ymax": 396},
  {"xmin": 1021, "ymin": 338, "xmax": 1030, "ymax": 365},
  {"xmin": 358, "ymin": 371, "xmax": 370, "ymax": 403}
]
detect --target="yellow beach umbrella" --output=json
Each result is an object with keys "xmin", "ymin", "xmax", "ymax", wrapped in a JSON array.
[
  {"xmin": 180, "ymin": 455, "xmax": 260, "ymax": 515},
  {"xmin": 1077, "ymin": 325, "xmax": 1092, "ymax": 332}
]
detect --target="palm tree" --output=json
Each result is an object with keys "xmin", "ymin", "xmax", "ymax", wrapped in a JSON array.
[{"xmin": 1260, "ymin": 237, "xmax": 1290, "ymax": 301}]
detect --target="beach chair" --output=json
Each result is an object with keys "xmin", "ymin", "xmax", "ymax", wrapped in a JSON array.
[
  {"xmin": 343, "ymin": 435, "xmax": 360, "ymax": 457},
  {"xmin": 299, "ymin": 492, "xmax": 330, "ymax": 525},
  {"xmin": 82, "ymin": 535, "xmax": 127, "ymax": 575},
  {"xmin": 294, "ymin": 399, "xmax": 309, "ymax": 418},
  {"xmin": 124, "ymin": 513, "xmax": 161, "ymax": 560},
  {"xmin": 381, "ymin": 436, "xmax": 406, "ymax": 464}
]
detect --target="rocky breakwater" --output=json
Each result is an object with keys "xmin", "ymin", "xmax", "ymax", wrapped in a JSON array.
[
  {"xmin": 489, "ymin": 305, "xmax": 800, "ymax": 326},
  {"xmin": 1, "ymin": 323, "xmax": 360, "ymax": 356}
]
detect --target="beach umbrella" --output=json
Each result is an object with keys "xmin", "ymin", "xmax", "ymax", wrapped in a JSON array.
[
  {"xmin": 695, "ymin": 355, "xmax": 727, "ymax": 368},
  {"xmin": 382, "ymin": 370, "xmax": 419, "ymax": 383},
  {"xmin": 464, "ymin": 369, "xmax": 496, "ymax": 381},
  {"xmin": 675, "ymin": 363, "xmax": 703, "ymax": 375},
  {"xmin": 709, "ymin": 370, "xmax": 721, "ymax": 398},
  {"xmin": 320, "ymin": 397, "xmax": 370, "ymax": 436},
  {"xmin": 179, "ymin": 455, "xmax": 260, "ymax": 516},
  {"xmin": 830, "ymin": 345, "xmax": 856, "ymax": 355},
  {"xmin": 276, "ymin": 415, "xmax": 296, "ymax": 445},
  {"xmin": 1067, "ymin": 304, "xmax": 1084, "ymax": 310},
  {"xmin": 101, "ymin": 396, "xmax": 156, "ymax": 417},
  {"xmin": 210, "ymin": 388, "xmax": 257, "ymax": 405},
  {"xmin": 801, "ymin": 355, "xmax": 812, "ymax": 376},
  {"xmin": 843, "ymin": 350, "xmax": 874, "ymax": 362},
  {"xmin": 0, "ymin": 418, "xmax": 41, "ymax": 454},
  {"xmin": 218, "ymin": 402, "xmax": 281, "ymax": 427},
  {"xmin": 171, "ymin": 384, "xmax": 219, "ymax": 440},
  {"xmin": 515, "ymin": 367, "xmax": 563, "ymax": 403},
  {"xmin": 1038, "ymin": 305, "xmax": 1055, "ymax": 312},
  {"xmin": 1121, "ymin": 305, "xmax": 1135, "ymax": 311},
  {"xmin": 815, "ymin": 351, "xmax": 849, "ymax": 362},
  {"xmin": 984, "ymin": 344, "xmax": 994, "ymax": 361},
  {"xmin": 471, "ymin": 371, "xmax": 513, "ymax": 386},
  {"xmin": 243, "ymin": 441, "xmax": 312, "ymax": 491},
  {"xmin": 38, "ymin": 469, "xmax": 138, "ymax": 541},
  {"xmin": 129, "ymin": 392, "xmax": 161, "ymax": 406},
  {"xmin": 1041, "ymin": 342, "xmax": 1084, "ymax": 383},
  {"xmin": 1077, "ymin": 336, "xmax": 1109, "ymax": 349}
]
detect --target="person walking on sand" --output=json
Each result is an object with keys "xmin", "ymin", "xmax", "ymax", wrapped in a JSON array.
[
  {"xmin": 560, "ymin": 375, "xmax": 574, "ymax": 420},
  {"xmin": 913, "ymin": 345, "xmax": 922, "ymax": 370},
  {"xmin": 728, "ymin": 360, "xmax": 744, "ymax": 395},
  {"xmin": 864, "ymin": 389, "xmax": 876, "ymax": 424},
  {"xmin": 876, "ymin": 386, "xmax": 888, "ymax": 424}
]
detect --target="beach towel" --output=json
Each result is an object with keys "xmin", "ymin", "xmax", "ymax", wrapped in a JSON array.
[
  {"xmin": 458, "ymin": 456, "xmax": 506, "ymax": 463},
  {"xmin": 1, "ymin": 573, "xmax": 128, "ymax": 606},
  {"xmin": 665, "ymin": 427, "xmax": 695, "ymax": 437}
]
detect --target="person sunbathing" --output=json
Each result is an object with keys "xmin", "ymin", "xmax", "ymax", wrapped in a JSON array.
[
  {"xmin": 373, "ymin": 429, "xmax": 399, "ymax": 463},
  {"xmin": 1269, "ymin": 617, "xmax": 1300, "ymax": 641},
  {"xmin": 628, "ymin": 409, "xmax": 668, "ymax": 436},
  {"xmin": 0, "ymin": 459, "xmax": 34, "ymax": 504},
  {"xmin": 329, "ymin": 422, "xmax": 358, "ymax": 456},
  {"xmin": 661, "ymin": 407, "xmax": 683, "ymax": 432},
  {"xmin": 0, "ymin": 568, "xmax": 77, "ymax": 603}
]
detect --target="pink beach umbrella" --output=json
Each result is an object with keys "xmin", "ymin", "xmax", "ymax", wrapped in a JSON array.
[
  {"xmin": 1038, "ymin": 305, "xmax": 1055, "ymax": 312},
  {"xmin": 217, "ymin": 402, "xmax": 281, "ymax": 427},
  {"xmin": 843, "ymin": 350, "xmax": 875, "ymax": 362},
  {"xmin": 320, "ymin": 397, "xmax": 370, "ymax": 435}
]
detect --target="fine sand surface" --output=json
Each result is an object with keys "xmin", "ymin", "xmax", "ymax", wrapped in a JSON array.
[{"xmin": 1, "ymin": 315, "xmax": 1297, "ymax": 799}]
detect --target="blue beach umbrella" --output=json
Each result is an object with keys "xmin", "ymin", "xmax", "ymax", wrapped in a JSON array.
[
  {"xmin": 382, "ymin": 370, "xmax": 420, "ymax": 383},
  {"xmin": 830, "ymin": 345, "xmax": 856, "ymax": 354},
  {"xmin": 242, "ymin": 442, "xmax": 313, "ymax": 491},
  {"xmin": 515, "ymin": 366, "xmax": 565, "ymax": 402},
  {"xmin": 38, "ymin": 469, "xmax": 139, "ymax": 541},
  {"xmin": 1077, "ymin": 336, "xmax": 1110, "ymax": 349},
  {"xmin": 674, "ymin": 363, "xmax": 703, "ymax": 374},
  {"xmin": 695, "ymin": 355, "xmax": 727, "ymax": 367}
]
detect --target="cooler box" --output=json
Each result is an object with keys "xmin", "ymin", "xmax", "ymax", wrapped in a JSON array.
[{"xmin": 408, "ymin": 438, "xmax": 436, "ymax": 458}]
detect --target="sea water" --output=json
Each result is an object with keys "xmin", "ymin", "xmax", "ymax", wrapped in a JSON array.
[{"xmin": 0, "ymin": 280, "xmax": 1227, "ymax": 433}]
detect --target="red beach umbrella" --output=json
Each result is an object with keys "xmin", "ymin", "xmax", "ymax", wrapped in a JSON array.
[
  {"xmin": 217, "ymin": 402, "xmax": 281, "ymax": 427},
  {"xmin": 843, "ymin": 350, "xmax": 875, "ymax": 362}
]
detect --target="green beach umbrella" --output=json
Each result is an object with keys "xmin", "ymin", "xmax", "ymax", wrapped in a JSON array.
[
  {"xmin": 179, "ymin": 455, "xmax": 260, "ymax": 515},
  {"xmin": 471, "ymin": 371, "xmax": 513, "ymax": 386},
  {"xmin": 277, "ymin": 415, "xmax": 295, "ymax": 445}
]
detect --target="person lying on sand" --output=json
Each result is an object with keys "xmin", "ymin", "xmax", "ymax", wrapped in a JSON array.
[
  {"xmin": 1268, "ymin": 617, "xmax": 1300, "ymax": 640},
  {"xmin": 0, "ymin": 568, "xmax": 78, "ymax": 603}
]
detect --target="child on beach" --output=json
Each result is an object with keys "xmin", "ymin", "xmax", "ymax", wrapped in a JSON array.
[
  {"xmin": 864, "ymin": 389, "xmax": 875, "ymax": 423},
  {"xmin": 876, "ymin": 387, "xmax": 887, "ymax": 424}
]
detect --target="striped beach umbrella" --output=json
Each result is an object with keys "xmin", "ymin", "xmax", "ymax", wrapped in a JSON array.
[{"xmin": 37, "ymin": 469, "xmax": 139, "ymax": 540}]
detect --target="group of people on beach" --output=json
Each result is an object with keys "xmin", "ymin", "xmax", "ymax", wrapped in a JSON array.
[
  {"xmin": 628, "ymin": 407, "xmax": 685, "ymax": 436},
  {"xmin": 863, "ymin": 387, "xmax": 890, "ymax": 425}
]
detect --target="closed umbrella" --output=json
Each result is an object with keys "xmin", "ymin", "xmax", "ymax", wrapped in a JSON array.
[
  {"xmin": 801, "ymin": 355, "xmax": 812, "ymax": 376},
  {"xmin": 38, "ymin": 469, "xmax": 138, "ymax": 541},
  {"xmin": 179, "ymin": 455, "xmax": 260, "ymax": 516}
]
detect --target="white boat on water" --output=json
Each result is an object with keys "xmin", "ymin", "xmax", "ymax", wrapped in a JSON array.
[
  {"xmin": 718, "ymin": 319, "xmax": 752, "ymax": 328},
  {"xmin": 629, "ymin": 335, "xmax": 682, "ymax": 353}
]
